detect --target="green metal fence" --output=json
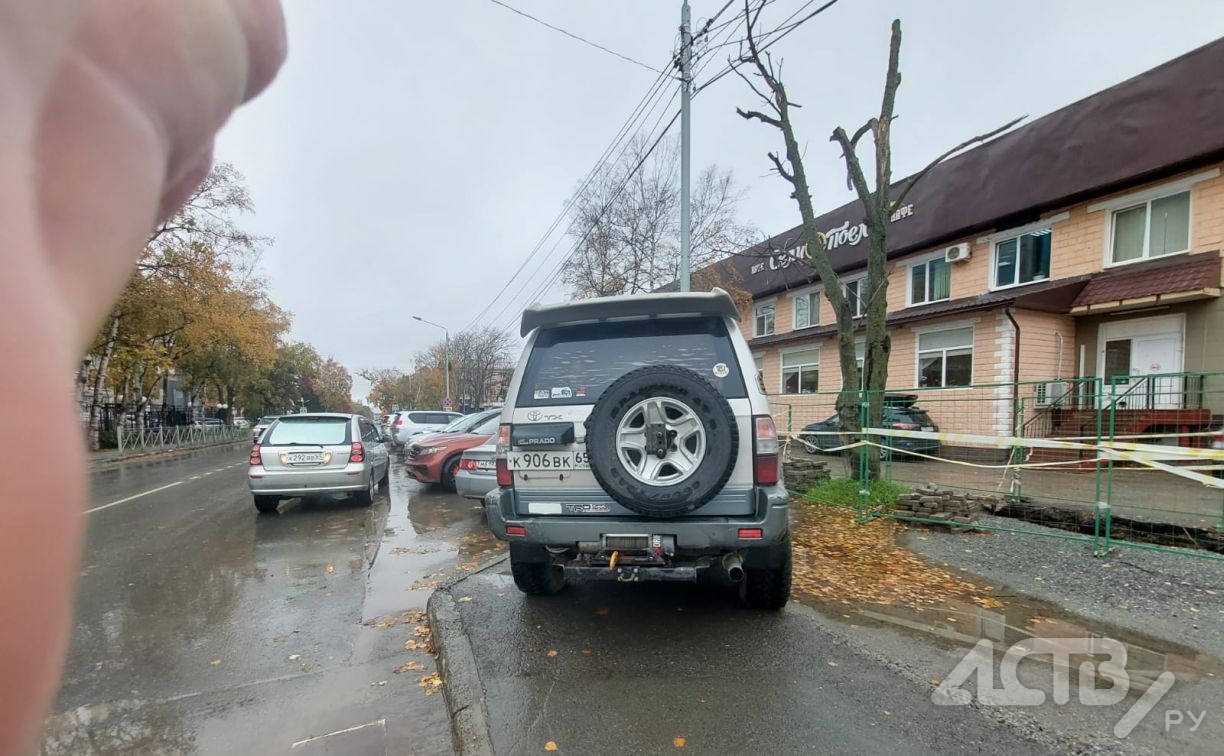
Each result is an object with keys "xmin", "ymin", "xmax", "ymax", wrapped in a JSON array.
[
  {"xmin": 116, "ymin": 425, "xmax": 250, "ymax": 457},
  {"xmin": 777, "ymin": 371, "xmax": 1224, "ymax": 561}
]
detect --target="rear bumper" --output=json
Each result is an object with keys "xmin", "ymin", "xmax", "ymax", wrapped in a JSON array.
[
  {"xmin": 484, "ymin": 485, "xmax": 790, "ymax": 550},
  {"xmin": 456, "ymin": 470, "xmax": 496, "ymax": 500},
  {"xmin": 248, "ymin": 463, "xmax": 371, "ymax": 495}
]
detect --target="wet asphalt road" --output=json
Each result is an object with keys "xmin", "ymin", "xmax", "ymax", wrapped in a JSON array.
[
  {"xmin": 450, "ymin": 569, "xmax": 1050, "ymax": 755},
  {"xmin": 43, "ymin": 444, "xmax": 501, "ymax": 755}
]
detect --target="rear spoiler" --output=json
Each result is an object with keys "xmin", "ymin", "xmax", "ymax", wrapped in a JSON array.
[{"xmin": 520, "ymin": 289, "xmax": 740, "ymax": 337}]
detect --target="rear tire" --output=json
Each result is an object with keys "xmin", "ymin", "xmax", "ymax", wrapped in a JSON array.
[
  {"xmin": 510, "ymin": 545, "xmax": 566, "ymax": 595},
  {"xmin": 740, "ymin": 537, "xmax": 792, "ymax": 610},
  {"xmin": 254, "ymin": 495, "xmax": 279, "ymax": 514},
  {"xmin": 353, "ymin": 474, "xmax": 376, "ymax": 506}
]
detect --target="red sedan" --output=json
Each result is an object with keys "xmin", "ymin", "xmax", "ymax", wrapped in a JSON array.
[{"xmin": 405, "ymin": 415, "xmax": 500, "ymax": 491}]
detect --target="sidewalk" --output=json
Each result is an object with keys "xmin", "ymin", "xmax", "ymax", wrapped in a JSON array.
[{"xmin": 88, "ymin": 437, "xmax": 249, "ymax": 469}]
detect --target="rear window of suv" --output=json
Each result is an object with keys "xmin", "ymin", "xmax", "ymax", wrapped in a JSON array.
[{"xmin": 517, "ymin": 317, "xmax": 747, "ymax": 407}]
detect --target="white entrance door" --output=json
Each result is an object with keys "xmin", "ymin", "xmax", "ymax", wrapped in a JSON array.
[{"xmin": 1098, "ymin": 315, "xmax": 1184, "ymax": 409}]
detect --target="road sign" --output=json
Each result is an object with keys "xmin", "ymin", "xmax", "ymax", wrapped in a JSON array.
[
  {"xmin": 442, "ymin": 396, "xmax": 453, "ymax": 410},
  {"xmin": 392, "ymin": 404, "xmax": 400, "ymax": 412}
]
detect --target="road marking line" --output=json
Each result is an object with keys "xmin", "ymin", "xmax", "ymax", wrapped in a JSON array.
[
  {"xmin": 85, "ymin": 481, "xmax": 184, "ymax": 514},
  {"xmin": 291, "ymin": 719, "xmax": 386, "ymax": 749}
]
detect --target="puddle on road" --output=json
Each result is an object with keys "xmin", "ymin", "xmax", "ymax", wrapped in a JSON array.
[
  {"xmin": 361, "ymin": 471, "xmax": 504, "ymax": 622},
  {"xmin": 788, "ymin": 504, "xmax": 1224, "ymax": 696}
]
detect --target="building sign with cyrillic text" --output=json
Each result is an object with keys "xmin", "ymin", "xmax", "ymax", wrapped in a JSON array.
[{"xmin": 750, "ymin": 203, "xmax": 915, "ymax": 275}]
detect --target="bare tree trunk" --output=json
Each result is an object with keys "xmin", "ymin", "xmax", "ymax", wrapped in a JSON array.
[{"xmin": 87, "ymin": 314, "xmax": 120, "ymax": 450}]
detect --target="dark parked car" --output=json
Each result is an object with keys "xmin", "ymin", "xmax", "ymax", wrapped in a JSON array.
[{"xmin": 798, "ymin": 394, "xmax": 939, "ymax": 458}]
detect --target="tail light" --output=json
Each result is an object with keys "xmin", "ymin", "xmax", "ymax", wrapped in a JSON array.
[
  {"xmin": 396, "ymin": 417, "xmax": 404, "ymax": 426},
  {"xmin": 349, "ymin": 442, "xmax": 365, "ymax": 463},
  {"xmin": 496, "ymin": 424, "xmax": 513, "ymax": 486},
  {"xmin": 249, "ymin": 444, "xmax": 262, "ymax": 466},
  {"xmin": 753, "ymin": 415, "xmax": 779, "ymax": 486},
  {"xmin": 459, "ymin": 458, "xmax": 478, "ymax": 471}
]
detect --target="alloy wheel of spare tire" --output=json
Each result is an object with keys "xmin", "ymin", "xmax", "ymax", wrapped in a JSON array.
[{"xmin": 585, "ymin": 365, "xmax": 738, "ymax": 517}]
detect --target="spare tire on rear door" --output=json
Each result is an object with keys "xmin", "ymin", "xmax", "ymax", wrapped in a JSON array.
[{"xmin": 584, "ymin": 365, "xmax": 738, "ymax": 517}]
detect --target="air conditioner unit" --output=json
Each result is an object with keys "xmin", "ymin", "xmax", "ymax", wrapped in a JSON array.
[
  {"xmin": 944, "ymin": 243, "xmax": 972, "ymax": 263},
  {"xmin": 1033, "ymin": 381, "xmax": 1069, "ymax": 407}
]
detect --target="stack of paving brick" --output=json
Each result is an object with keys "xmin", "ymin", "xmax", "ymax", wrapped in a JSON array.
[
  {"xmin": 783, "ymin": 457, "xmax": 831, "ymax": 492},
  {"xmin": 892, "ymin": 484, "xmax": 1002, "ymax": 526}
]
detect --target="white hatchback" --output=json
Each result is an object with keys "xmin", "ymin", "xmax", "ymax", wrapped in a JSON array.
[{"xmin": 392, "ymin": 410, "xmax": 463, "ymax": 444}]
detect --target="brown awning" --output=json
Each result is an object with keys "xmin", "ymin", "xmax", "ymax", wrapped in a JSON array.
[{"xmin": 1070, "ymin": 251, "xmax": 1221, "ymax": 313}]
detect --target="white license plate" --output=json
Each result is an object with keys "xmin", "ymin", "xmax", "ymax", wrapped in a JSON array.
[
  {"xmin": 286, "ymin": 452, "xmax": 325, "ymax": 464},
  {"xmin": 921, "ymin": 426, "xmax": 935, "ymax": 432},
  {"xmin": 509, "ymin": 451, "xmax": 589, "ymax": 470},
  {"xmin": 475, "ymin": 459, "xmax": 496, "ymax": 470}
]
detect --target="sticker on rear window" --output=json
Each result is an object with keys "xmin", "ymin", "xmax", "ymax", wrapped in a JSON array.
[
  {"xmin": 534, "ymin": 389, "xmax": 550, "ymax": 399},
  {"xmin": 550, "ymin": 387, "xmax": 573, "ymax": 398},
  {"xmin": 712, "ymin": 362, "xmax": 730, "ymax": 378}
]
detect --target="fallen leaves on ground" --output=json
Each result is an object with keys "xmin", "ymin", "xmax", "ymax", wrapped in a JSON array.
[
  {"xmin": 673, "ymin": 736, "xmax": 687, "ymax": 748},
  {"xmin": 418, "ymin": 673, "xmax": 443, "ymax": 695},
  {"xmin": 457, "ymin": 596, "xmax": 473, "ymax": 603},
  {"xmin": 390, "ymin": 545, "xmax": 440, "ymax": 556},
  {"xmin": 791, "ymin": 504, "xmax": 1003, "ymax": 610},
  {"xmin": 325, "ymin": 563, "xmax": 335, "ymax": 575},
  {"xmin": 546, "ymin": 650, "xmax": 558, "ymax": 658},
  {"xmin": 209, "ymin": 659, "xmax": 221, "ymax": 666},
  {"xmin": 394, "ymin": 661, "xmax": 425, "ymax": 674},
  {"xmin": 365, "ymin": 610, "xmax": 426, "ymax": 629},
  {"xmin": 544, "ymin": 742, "xmax": 558, "ymax": 752},
  {"xmin": 457, "ymin": 561, "xmax": 478, "ymax": 572}
]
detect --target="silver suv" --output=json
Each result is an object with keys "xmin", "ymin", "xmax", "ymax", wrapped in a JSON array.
[{"xmin": 486, "ymin": 290, "xmax": 791, "ymax": 609}]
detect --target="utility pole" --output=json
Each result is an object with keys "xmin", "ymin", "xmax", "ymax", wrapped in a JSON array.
[{"xmin": 678, "ymin": 0, "xmax": 693, "ymax": 292}]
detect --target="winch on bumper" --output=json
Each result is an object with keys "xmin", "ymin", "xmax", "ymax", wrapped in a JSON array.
[{"xmin": 485, "ymin": 486, "xmax": 789, "ymax": 582}]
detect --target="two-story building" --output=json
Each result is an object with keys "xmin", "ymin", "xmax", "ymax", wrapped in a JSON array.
[{"xmin": 693, "ymin": 37, "xmax": 1224, "ymax": 443}]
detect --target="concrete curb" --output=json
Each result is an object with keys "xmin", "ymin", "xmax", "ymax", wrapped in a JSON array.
[{"xmin": 427, "ymin": 553, "xmax": 507, "ymax": 756}]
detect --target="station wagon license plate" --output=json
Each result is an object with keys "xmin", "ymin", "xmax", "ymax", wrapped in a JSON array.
[
  {"xmin": 508, "ymin": 450, "xmax": 590, "ymax": 470},
  {"xmin": 475, "ymin": 459, "xmax": 495, "ymax": 470},
  {"xmin": 284, "ymin": 451, "xmax": 325, "ymax": 465}
]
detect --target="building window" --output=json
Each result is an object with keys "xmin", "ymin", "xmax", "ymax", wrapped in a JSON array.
[
  {"xmin": 909, "ymin": 257, "xmax": 951, "ymax": 305},
  {"xmin": 917, "ymin": 326, "xmax": 973, "ymax": 388},
  {"xmin": 845, "ymin": 278, "xmax": 867, "ymax": 317},
  {"xmin": 754, "ymin": 303, "xmax": 775, "ymax": 336},
  {"xmin": 781, "ymin": 348, "xmax": 819, "ymax": 395},
  {"xmin": 1110, "ymin": 190, "xmax": 1190, "ymax": 264},
  {"xmin": 752, "ymin": 354, "xmax": 764, "ymax": 389},
  {"xmin": 994, "ymin": 230, "xmax": 1051, "ymax": 288},
  {"xmin": 793, "ymin": 291, "xmax": 820, "ymax": 329}
]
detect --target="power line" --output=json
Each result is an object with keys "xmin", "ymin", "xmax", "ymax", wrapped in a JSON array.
[
  {"xmin": 482, "ymin": 0, "xmax": 670, "ymax": 76},
  {"xmin": 461, "ymin": 58, "xmax": 678, "ymax": 334},
  {"xmin": 496, "ymin": 107, "xmax": 683, "ymax": 334},
  {"xmin": 694, "ymin": 0, "xmax": 843, "ymax": 95}
]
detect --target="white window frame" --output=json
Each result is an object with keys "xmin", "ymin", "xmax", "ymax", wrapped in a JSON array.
[
  {"xmin": 753, "ymin": 299, "xmax": 777, "ymax": 337},
  {"xmin": 982, "ymin": 213, "xmax": 1068, "ymax": 291},
  {"xmin": 791, "ymin": 287, "xmax": 821, "ymax": 330},
  {"xmin": 1087, "ymin": 168, "xmax": 1218, "ymax": 268},
  {"xmin": 904, "ymin": 250, "xmax": 953, "ymax": 307},
  {"xmin": 751, "ymin": 352, "xmax": 764, "ymax": 384},
  {"xmin": 913, "ymin": 321, "xmax": 976, "ymax": 388},
  {"xmin": 779, "ymin": 346, "xmax": 820, "ymax": 396},
  {"xmin": 843, "ymin": 274, "xmax": 868, "ymax": 318}
]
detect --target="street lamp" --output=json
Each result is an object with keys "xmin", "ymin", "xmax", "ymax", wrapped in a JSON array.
[{"xmin": 412, "ymin": 315, "xmax": 451, "ymax": 410}]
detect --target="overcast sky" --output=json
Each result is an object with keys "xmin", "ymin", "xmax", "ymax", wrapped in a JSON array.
[{"xmin": 214, "ymin": 0, "xmax": 1224, "ymax": 403}]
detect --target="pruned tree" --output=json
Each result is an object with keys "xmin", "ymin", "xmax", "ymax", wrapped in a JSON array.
[
  {"xmin": 562, "ymin": 134, "xmax": 757, "ymax": 298},
  {"xmin": 733, "ymin": 2, "xmax": 1020, "ymax": 477}
]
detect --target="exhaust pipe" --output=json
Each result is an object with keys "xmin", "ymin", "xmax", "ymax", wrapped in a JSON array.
[{"xmin": 722, "ymin": 552, "xmax": 745, "ymax": 583}]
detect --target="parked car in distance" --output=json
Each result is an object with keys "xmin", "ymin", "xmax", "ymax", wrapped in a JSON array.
[
  {"xmin": 248, "ymin": 413, "xmax": 391, "ymax": 514},
  {"xmin": 252, "ymin": 416, "xmax": 278, "ymax": 440},
  {"xmin": 392, "ymin": 410, "xmax": 463, "ymax": 444},
  {"xmin": 233, "ymin": 417, "xmax": 251, "ymax": 429},
  {"xmin": 193, "ymin": 418, "xmax": 225, "ymax": 430},
  {"xmin": 406, "ymin": 414, "xmax": 499, "ymax": 491},
  {"xmin": 798, "ymin": 394, "xmax": 939, "ymax": 458},
  {"xmin": 456, "ymin": 443, "xmax": 497, "ymax": 501},
  {"xmin": 412, "ymin": 409, "xmax": 501, "ymax": 447}
]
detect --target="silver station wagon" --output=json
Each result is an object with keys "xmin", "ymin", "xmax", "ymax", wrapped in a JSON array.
[{"xmin": 247, "ymin": 413, "xmax": 391, "ymax": 514}]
